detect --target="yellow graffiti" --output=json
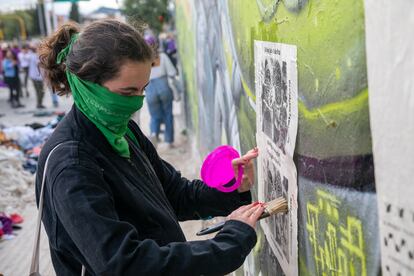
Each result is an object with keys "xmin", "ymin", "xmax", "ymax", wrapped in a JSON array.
[{"xmin": 306, "ymin": 189, "xmax": 366, "ymax": 276}]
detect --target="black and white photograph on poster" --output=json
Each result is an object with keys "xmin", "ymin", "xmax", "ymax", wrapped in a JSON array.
[
  {"xmin": 262, "ymin": 153, "xmax": 290, "ymax": 261},
  {"xmin": 261, "ymin": 58, "xmax": 289, "ymax": 154},
  {"xmin": 255, "ymin": 41, "xmax": 298, "ymax": 276}
]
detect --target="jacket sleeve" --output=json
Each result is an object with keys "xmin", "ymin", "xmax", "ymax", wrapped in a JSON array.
[
  {"xmin": 128, "ymin": 121, "xmax": 252, "ymax": 220},
  {"xmin": 159, "ymin": 159, "xmax": 252, "ymax": 221},
  {"xmin": 51, "ymin": 164, "xmax": 257, "ymax": 275}
]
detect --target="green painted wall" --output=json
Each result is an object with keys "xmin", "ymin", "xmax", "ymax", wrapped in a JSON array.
[{"xmin": 175, "ymin": 1, "xmax": 380, "ymax": 275}]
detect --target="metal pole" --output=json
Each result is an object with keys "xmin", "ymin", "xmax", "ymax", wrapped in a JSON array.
[
  {"xmin": 43, "ymin": 1, "xmax": 52, "ymax": 35},
  {"xmin": 51, "ymin": 1, "xmax": 58, "ymax": 31},
  {"xmin": 37, "ymin": 0, "xmax": 46, "ymax": 36}
]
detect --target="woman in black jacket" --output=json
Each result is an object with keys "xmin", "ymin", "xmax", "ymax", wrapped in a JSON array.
[{"xmin": 36, "ymin": 19, "xmax": 264, "ymax": 275}]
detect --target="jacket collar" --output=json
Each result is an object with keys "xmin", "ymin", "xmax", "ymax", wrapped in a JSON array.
[{"xmin": 69, "ymin": 104, "xmax": 120, "ymax": 157}]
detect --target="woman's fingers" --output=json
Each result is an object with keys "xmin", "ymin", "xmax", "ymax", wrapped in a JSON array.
[
  {"xmin": 236, "ymin": 164, "xmax": 255, "ymax": 192},
  {"xmin": 243, "ymin": 204, "xmax": 261, "ymax": 217},
  {"xmin": 243, "ymin": 148, "xmax": 259, "ymax": 161},
  {"xmin": 227, "ymin": 203, "xmax": 265, "ymax": 229},
  {"xmin": 232, "ymin": 202, "xmax": 256, "ymax": 215},
  {"xmin": 232, "ymin": 147, "xmax": 259, "ymax": 193},
  {"xmin": 243, "ymin": 160, "xmax": 255, "ymax": 183},
  {"xmin": 232, "ymin": 147, "xmax": 258, "ymax": 176},
  {"xmin": 240, "ymin": 148, "xmax": 258, "ymax": 171},
  {"xmin": 250, "ymin": 205, "xmax": 265, "ymax": 221},
  {"xmin": 232, "ymin": 147, "xmax": 259, "ymax": 167},
  {"xmin": 232, "ymin": 157, "xmax": 247, "ymax": 167}
]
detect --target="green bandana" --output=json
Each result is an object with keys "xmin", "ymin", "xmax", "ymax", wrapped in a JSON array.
[{"xmin": 57, "ymin": 33, "xmax": 144, "ymax": 158}]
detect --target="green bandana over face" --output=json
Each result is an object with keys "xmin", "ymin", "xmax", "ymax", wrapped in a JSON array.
[{"xmin": 57, "ymin": 34, "xmax": 144, "ymax": 158}]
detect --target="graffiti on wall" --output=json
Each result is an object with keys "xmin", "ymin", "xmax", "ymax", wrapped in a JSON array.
[
  {"xmin": 227, "ymin": 0, "xmax": 375, "ymax": 190},
  {"xmin": 299, "ymin": 179, "xmax": 380, "ymax": 276},
  {"xmin": 175, "ymin": 0, "xmax": 380, "ymax": 274},
  {"xmin": 176, "ymin": 0, "xmax": 245, "ymax": 155},
  {"xmin": 306, "ymin": 190, "xmax": 366, "ymax": 275}
]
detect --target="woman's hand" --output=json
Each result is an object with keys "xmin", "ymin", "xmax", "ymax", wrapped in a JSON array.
[
  {"xmin": 232, "ymin": 147, "xmax": 259, "ymax": 193},
  {"xmin": 227, "ymin": 202, "xmax": 264, "ymax": 229}
]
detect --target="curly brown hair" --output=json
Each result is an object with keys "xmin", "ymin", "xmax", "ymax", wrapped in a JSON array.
[{"xmin": 38, "ymin": 19, "xmax": 154, "ymax": 96}]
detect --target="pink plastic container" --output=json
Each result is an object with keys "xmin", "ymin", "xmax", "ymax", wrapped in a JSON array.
[{"xmin": 200, "ymin": 145, "xmax": 244, "ymax": 193}]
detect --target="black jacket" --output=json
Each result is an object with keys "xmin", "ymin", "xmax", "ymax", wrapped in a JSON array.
[{"xmin": 35, "ymin": 106, "xmax": 257, "ymax": 276}]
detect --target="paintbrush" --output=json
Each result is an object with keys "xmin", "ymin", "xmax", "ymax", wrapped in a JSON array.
[{"xmin": 196, "ymin": 197, "xmax": 288, "ymax": 236}]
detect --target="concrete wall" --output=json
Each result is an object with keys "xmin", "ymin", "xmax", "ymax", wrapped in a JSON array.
[
  {"xmin": 175, "ymin": 0, "xmax": 381, "ymax": 275},
  {"xmin": 365, "ymin": 1, "xmax": 414, "ymax": 275}
]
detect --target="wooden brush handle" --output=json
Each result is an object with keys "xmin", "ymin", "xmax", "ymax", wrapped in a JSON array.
[{"xmin": 196, "ymin": 208, "xmax": 284, "ymax": 236}]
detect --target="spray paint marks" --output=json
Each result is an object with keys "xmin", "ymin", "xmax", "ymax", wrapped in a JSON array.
[
  {"xmin": 298, "ymin": 179, "xmax": 381, "ymax": 276},
  {"xmin": 176, "ymin": 0, "xmax": 379, "ymax": 274},
  {"xmin": 307, "ymin": 190, "xmax": 366, "ymax": 275},
  {"xmin": 192, "ymin": 0, "xmax": 242, "ymax": 154}
]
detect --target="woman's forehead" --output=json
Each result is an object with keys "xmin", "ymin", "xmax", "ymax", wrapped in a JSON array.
[
  {"xmin": 103, "ymin": 60, "xmax": 152, "ymax": 90},
  {"xmin": 118, "ymin": 61, "xmax": 152, "ymax": 80}
]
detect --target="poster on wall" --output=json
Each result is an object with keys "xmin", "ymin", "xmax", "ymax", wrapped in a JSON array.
[{"xmin": 255, "ymin": 41, "xmax": 298, "ymax": 276}]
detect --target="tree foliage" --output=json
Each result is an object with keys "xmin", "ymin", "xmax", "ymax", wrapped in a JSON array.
[
  {"xmin": 122, "ymin": 0, "xmax": 169, "ymax": 33},
  {"xmin": 0, "ymin": 9, "xmax": 41, "ymax": 41}
]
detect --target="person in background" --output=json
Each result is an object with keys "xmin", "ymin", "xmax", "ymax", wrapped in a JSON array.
[
  {"xmin": 0, "ymin": 46, "xmax": 4, "ymax": 87},
  {"xmin": 11, "ymin": 43, "xmax": 24, "ymax": 98},
  {"xmin": 18, "ymin": 44, "xmax": 32, "ymax": 97},
  {"xmin": 2, "ymin": 50, "xmax": 24, "ymax": 108},
  {"xmin": 50, "ymin": 88, "xmax": 59, "ymax": 107},
  {"xmin": 164, "ymin": 33, "xmax": 177, "ymax": 68},
  {"xmin": 29, "ymin": 45, "xmax": 46, "ymax": 109},
  {"xmin": 145, "ymin": 35, "xmax": 177, "ymax": 148},
  {"xmin": 1, "ymin": 43, "xmax": 9, "ymax": 58},
  {"xmin": 0, "ymin": 44, "xmax": 9, "ymax": 88},
  {"xmin": 11, "ymin": 43, "xmax": 20, "ymax": 58}
]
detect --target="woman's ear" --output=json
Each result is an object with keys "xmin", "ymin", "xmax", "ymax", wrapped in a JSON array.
[{"xmin": 152, "ymin": 56, "xmax": 161, "ymax": 67}]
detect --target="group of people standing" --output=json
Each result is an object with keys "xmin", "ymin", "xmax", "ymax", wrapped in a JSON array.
[{"xmin": 1, "ymin": 43, "xmax": 58, "ymax": 109}]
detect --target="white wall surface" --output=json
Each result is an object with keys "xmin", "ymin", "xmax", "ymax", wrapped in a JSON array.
[{"xmin": 365, "ymin": 1, "xmax": 414, "ymax": 274}]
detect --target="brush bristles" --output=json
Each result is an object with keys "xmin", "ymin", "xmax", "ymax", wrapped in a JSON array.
[{"xmin": 264, "ymin": 197, "xmax": 288, "ymax": 215}]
